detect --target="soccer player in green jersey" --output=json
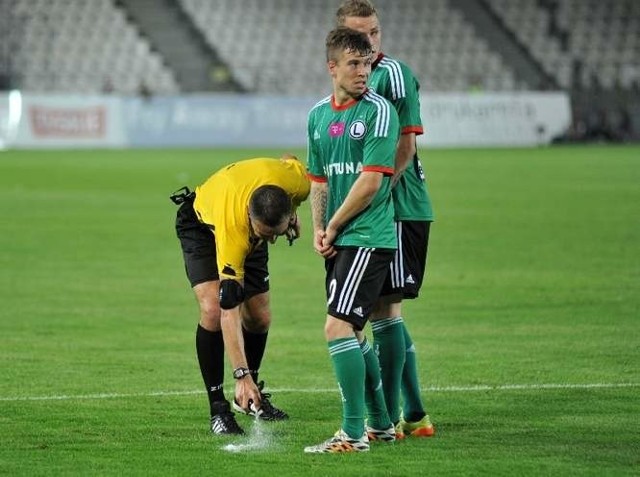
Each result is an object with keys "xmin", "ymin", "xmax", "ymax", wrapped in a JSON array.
[
  {"xmin": 337, "ymin": 0, "xmax": 436, "ymax": 439},
  {"xmin": 303, "ymin": 27, "xmax": 400, "ymax": 453}
]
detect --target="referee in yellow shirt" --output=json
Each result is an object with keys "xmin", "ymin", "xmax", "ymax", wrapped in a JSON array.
[{"xmin": 172, "ymin": 155, "xmax": 310, "ymax": 435}]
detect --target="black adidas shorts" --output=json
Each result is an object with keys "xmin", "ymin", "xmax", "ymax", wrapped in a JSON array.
[
  {"xmin": 325, "ymin": 246, "xmax": 395, "ymax": 331},
  {"xmin": 380, "ymin": 221, "xmax": 431, "ymax": 299},
  {"xmin": 175, "ymin": 197, "xmax": 269, "ymax": 298}
]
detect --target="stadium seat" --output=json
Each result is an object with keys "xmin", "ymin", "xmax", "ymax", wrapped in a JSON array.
[
  {"xmin": 9, "ymin": 0, "xmax": 179, "ymax": 94},
  {"xmin": 8, "ymin": 0, "xmax": 637, "ymax": 95},
  {"xmin": 177, "ymin": 0, "xmax": 518, "ymax": 93},
  {"xmin": 488, "ymin": 0, "xmax": 639, "ymax": 91}
]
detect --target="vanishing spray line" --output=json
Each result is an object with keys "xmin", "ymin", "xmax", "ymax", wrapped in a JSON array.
[{"xmin": 1, "ymin": 382, "xmax": 638, "ymax": 402}]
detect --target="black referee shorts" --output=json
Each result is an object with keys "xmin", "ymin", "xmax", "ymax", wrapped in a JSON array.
[
  {"xmin": 380, "ymin": 220, "xmax": 431, "ymax": 299},
  {"xmin": 174, "ymin": 196, "xmax": 269, "ymax": 298},
  {"xmin": 325, "ymin": 246, "xmax": 395, "ymax": 331}
]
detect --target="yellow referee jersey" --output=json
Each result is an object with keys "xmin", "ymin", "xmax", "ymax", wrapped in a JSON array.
[{"xmin": 193, "ymin": 157, "xmax": 310, "ymax": 281}]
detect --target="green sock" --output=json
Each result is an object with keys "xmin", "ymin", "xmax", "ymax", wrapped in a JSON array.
[
  {"xmin": 360, "ymin": 337, "xmax": 391, "ymax": 430},
  {"xmin": 328, "ymin": 337, "xmax": 366, "ymax": 439},
  {"xmin": 401, "ymin": 322, "xmax": 426, "ymax": 422},
  {"xmin": 371, "ymin": 317, "xmax": 406, "ymax": 424}
]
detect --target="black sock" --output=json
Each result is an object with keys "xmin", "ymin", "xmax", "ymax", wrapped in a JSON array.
[
  {"xmin": 195, "ymin": 324, "xmax": 225, "ymax": 414},
  {"xmin": 242, "ymin": 328, "xmax": 268, "ymax": 383}
]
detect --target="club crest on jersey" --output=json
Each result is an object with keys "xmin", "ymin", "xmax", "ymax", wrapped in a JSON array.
[
  {"xmin": 328, "ymin": 122, "xmax": 345, "ymax": 137},
  {"xmin": 349, "ymin": 120, "xmax": 367, "ymax": 139}
]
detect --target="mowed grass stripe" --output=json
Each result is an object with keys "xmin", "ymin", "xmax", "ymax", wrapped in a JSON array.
[{"xmin": 2, "ymin": 382, "xmax": 638, "ymax": 402}]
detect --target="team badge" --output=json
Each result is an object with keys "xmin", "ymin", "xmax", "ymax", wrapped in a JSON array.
[{"xmin": 349, "ymin": 120, "xmax": 367, "ymax": 139}]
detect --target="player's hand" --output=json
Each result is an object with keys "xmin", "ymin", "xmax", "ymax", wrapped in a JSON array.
[
  {"xmin": 280, "ymin": 152, "xmax": 299, "ymax": 161},
  {"xmin": 324, "ymin": 226, "xmax": 338, "ymax": 248},
  {"xmin": 286, "ymin": 214, "xmax": 301, "ymax": 246},
  {"xmin": 314, "ymin": 229, "xmax": 336, "ymax": 259},
  {"xmin": 322, "ymin": 227, "xmax": 338, "ymax": 259},
  {"xmin": 235, "ymin": 376, "xmax": 261, "ymax": 413}
]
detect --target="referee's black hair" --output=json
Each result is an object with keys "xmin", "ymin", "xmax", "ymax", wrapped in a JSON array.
[
  {"xmin": 249, "ymin": 185, "xmax": 292, "ymax": 228},
  {"xmin": 326, "ymin": 26, "xmax": 372, "ymax": 62}
]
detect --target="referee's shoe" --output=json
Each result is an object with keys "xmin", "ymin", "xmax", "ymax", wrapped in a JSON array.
[
  {"xmin": 210, "ymin": 400, "xmax": 244, "ymax": 435},
  {"xmin": 233, "ymin": 381, "xmax": 289, "ymax": 421}
]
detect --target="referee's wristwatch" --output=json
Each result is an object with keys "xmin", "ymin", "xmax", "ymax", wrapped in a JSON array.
[{"xmin": 233, "ymin": 367, "xmax": 251, "ymax": 380}]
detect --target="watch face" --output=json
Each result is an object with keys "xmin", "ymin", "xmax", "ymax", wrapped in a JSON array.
[{"xmin": 234, "ymin": 368, "xmax": 249, "ymax": 379}]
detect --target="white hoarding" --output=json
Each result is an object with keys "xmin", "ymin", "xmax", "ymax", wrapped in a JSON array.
[
  {"xmin": 0, "ymin": 92, "xmax": 571, "ymax": 149},
  {"xmin": 419, "ymin": 92, "xmax": 571, "ymax": 147},
  {"xmin": 6, "ymin": 93, "xmax": 126, "ymax": 149}
]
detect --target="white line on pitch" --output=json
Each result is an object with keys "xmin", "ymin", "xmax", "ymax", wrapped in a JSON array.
[{"xmin": 1, "ymin": 382, "xmax": 638, "ymax": 402}]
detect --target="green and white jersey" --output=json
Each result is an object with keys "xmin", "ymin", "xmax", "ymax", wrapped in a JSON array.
[
  {"xmin": 369, "ymin": 53, "xmax": 434, "ymax": 221},
  {"xmin": 307, "ymin": 89, "xmax": 399, "ymax": 249}
]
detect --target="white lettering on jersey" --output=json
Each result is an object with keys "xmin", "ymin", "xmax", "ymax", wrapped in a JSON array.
[{"xmin": 323, "ymin": 161, "xmax": 364, "ymax": 177}]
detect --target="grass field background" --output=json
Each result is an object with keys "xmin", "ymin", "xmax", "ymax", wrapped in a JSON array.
[{"xmin": 1, "ymin": 146, "xmax": 638, "ymax": 476}]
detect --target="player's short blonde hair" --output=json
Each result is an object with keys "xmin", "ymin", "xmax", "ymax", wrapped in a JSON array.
[{"xmin": 336, "ymin": 0, "xmax": 378, "ymax": 25}]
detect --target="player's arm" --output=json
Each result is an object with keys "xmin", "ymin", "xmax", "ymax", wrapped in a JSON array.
[
  {"xmin": 310, "ymin": 180, "xmax": 327, "ymax": 232},
  {"xmin": 392, "ymin": 132, "xmax": 417, "ymax": 185},
  {"xmin": 219, "ymin": 279, "xmax": 248, "ymax": 373},
  {"xmin": 390, "ymin": 64, "xmax": 422, "ymax": 185},
  {"xmin": 219, "ymin": 279, "xmax": 262, "ymax": 410},
  {"xmin": 279, "ymin": 154, "xmax": 311, "ymax": 245},
  {"xmin": 215, "ymin": 228, "xmax": 260, "ymax": 409},
  {"xmin": 286, "ymin": 182, "xmax": 308, "ymax": 246},
  {"xmin": 325, "ymin": 170, "xmax": 384, "ymax": 245},
  {"xmin": 285, "ymin": 212, "xmax": 301, "ymax": 246},
  {"xmin": 310, "ymin": 180, "xmax": 334, "ymax": 258}
]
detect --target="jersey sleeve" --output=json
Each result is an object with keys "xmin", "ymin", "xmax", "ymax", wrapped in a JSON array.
[
  {"xmin": 362, "ymin": 99, "xmax": 399, "ymax": 175},
  {"xmin": 391, "ymin": 63, "xmax": 424, "ymax": 136},
  {"xmin": 212, "ymin": 210, "xmax": 251, "ymax": 282},
  {"xmin": 281, "ymin": 157, "xmax": 312, "ymax": 207},
  {"xmin": 306, "ymin": 109, "xmax": 326, "ymax": 182},
  {"xmin": 291, "ymin": 176, "xmax": 312, "ymax": 207}
]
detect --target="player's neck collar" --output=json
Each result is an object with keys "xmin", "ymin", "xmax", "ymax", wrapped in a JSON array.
[
  {"xmin": 331, "ymin": 89, "xmax": 369, "ymax": 111},
  {"xmin": 372, "ymin": 52, "xmax": 385, "ymax": 68}
]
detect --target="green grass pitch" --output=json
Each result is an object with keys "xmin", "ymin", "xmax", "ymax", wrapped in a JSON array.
[{"xmin": 0, "ymin": 146, "xmax": 638, "ymax": 476}]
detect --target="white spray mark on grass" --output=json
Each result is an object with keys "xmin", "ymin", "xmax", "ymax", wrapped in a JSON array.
[{"xmin": 222, "ymin": 417, "xmax": 273, "ymax": 453}]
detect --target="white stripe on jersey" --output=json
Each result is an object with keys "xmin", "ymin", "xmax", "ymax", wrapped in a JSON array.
[
  {"xmin": 337, "ymin": 247, "xmax": 373, "ymax": 315},
  {"xmin": 390, "ymin": 222, "xmax": 405, "ymax": 288},
  {"xmin": 310, "ymin": 95, "xmax": 332, "ymax": 112},
  {"xmin": 379, "ymin": 57, "xmax": 406, "ymax": 100},
  {"xmin": 363, "ymin": 90, "xmax": 391, "ymax": 137}
]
